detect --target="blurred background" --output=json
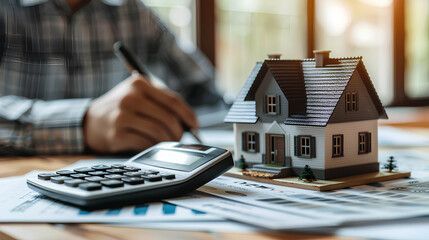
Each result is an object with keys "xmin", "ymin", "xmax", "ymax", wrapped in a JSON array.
[{"xmin": 143, "ymin": 0, "xmax": 429, "ymax": 107}]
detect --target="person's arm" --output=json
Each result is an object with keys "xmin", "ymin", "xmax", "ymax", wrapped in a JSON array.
[
  {"xmin": 135, "ymin": 1, "xmax": 223, "ymax": 107},
  {"xmin": 0, "ymin": 95, "xmax": 91, "ymax": 155}
]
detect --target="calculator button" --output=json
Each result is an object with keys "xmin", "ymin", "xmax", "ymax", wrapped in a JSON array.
[
  {"xmin": 91, "ymin": 165, "xmax": 111, "ymax": 171},
  {"xmin": 146, "ymin": 170, "xmax": 159, "ymax": 175},
  {"xmin": 64, "ymin": 179, "xmax": 87, "ymax": 187},
  {"xmin": 85, "ymin": 176, "xmax": 107, "ymax": 183},
  {"xmin": 142, "ymin": 174, "xmax": 162, "ymax": 182},
  {"xmin": 101, "ymin": 180, "xmax": 124, "ymax": 188},
  {"xmin": 106, "ymin": 169, "xmax": 127, "ymax": 174},
  {"xmin": 71, "ymin": 173, "xmax": 90, "ymax": 179},
  {"xmin": 122, "ymin": 177, "xmax": 145, "ymax": 185},
  {"xmin": 124, "ymin": 166, "xmax": 140, "ymax": 172},
  {"xmin": 51, "ymin": 176, "xmax": 72, "ymax": 184},
  {"xmin": 79, "ymin": 182, "xmax": 102, "ymax": 191},
  {"xmin": 111, "ymin": 164, "xmax": 126, "ymax": 169},
  {"xmin": 38, "ymin": 173, "xmax": 59, "ymax": 180},
  {"xmin": 124, "ymin": 172, "xmax": 144, "ymax": 177},
  {"xmin": 160, "ymin": 173, "xmax": 175, "ymax": 179},
  {"xmin": 87, "ymin": 171, "xmax": 108, "ymax": 177},
  {"xmin": 105, "ymin": 174, "xmax": 124, "ymax": 180},
  {"xmin": 56, "ymin": 170, "xmax": 75, "ymax": 176},
  {"xmin": 74, "ymin": 167, "xmax": 94, "ymax": 173}
]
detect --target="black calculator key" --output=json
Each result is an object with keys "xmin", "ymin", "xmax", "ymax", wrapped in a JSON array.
[
  {"xmin": 88, "ymin": 171, "xmax": 108, "ymax": 177},
  {"xmin": 74, "ymin": 167, "xmax": 94, "ymax": 173},
  {"xmin": 79, "ymin": 182, "xmax": 102, "ymax": 191},
  {"xmin": 71, "ymin": 173, "xmax": 90, "ymax": 179},
  {"xmin": 38, "ymin": 173, "xmax": 59, "ymax": 180},
  {"xmin": 51, "ymin": 176, "xmax": 72, "ymax": 184},
  {"xmin": 122, "ymin": 177, "xmax": 144, "ymax": 185},
  {"xmin": 105, "ymin": 174, "xmax": 124, "ymax": 180},
  {"xmin": 106, "ymin": 169, "xmax": 127, "ymax": 174},
  {"xmin": 101, "ymin": 180, "xmax": 124, "ymax": 188},
  {"xmin": 124, "ymin": 166, "xmax": 140, "ymax": 172},
  {"xmin": 111, "ymin": 164, "xmax": 126, "ymax": 169},
  {"xmin": 124, "ymin": 172, "xmax": 144, "ymax": 177},
  {"xmin": 85, "ymin": 176, "xmax": 107, "ymax": 183},
  {"xmin": 56, "ymin": 170, "xmax": 75, "ymax": 176},
  {"xmin": 64, "ymin": 179, "xmax": 87, "ymax": 187},
  {"xmin": 142, "ymin": 174, "xmax": 162, "ymax": 182},
  {"xmin": 161, "ymin": 173, "xmax": 175, "ymax": 179},
  {"xmin": 91, "ymin": 165, "xmax": 111, "ymax": 171}
]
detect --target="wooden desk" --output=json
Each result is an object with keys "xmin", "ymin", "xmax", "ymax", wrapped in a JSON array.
[{"xmin": 0, "ymin": 155, "xmax": 348, "ymax": 240}]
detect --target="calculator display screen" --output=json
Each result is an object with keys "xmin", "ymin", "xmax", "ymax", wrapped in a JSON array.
[
  {"xmin": 135, "ymin": 149, "xmax": 209, "ymax": 171},
  {"xmin": 148, "ymin": 150, "xmax": 201, "ymax": 165}
]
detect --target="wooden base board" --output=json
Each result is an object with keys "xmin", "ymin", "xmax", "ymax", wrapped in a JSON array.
[{"xmin": 224, "ymin": 168, "xmax": 411, "ymax": 191}]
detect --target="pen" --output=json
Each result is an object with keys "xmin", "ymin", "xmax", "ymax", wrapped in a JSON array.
[{"xmin": 113, "ymin": 41, "xmax": 203, "ymax": 144}]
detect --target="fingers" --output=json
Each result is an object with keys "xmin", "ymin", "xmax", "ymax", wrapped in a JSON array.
[{"xmin": 131, "ymin": 76, "xmax": 199, "ymax": 129}]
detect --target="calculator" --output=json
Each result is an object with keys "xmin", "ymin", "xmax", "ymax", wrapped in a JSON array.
[{"xmin": 27, "ymin": 142, "xmax": 233, "ymax": 209}]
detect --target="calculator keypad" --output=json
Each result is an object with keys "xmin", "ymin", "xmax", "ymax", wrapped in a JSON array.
[{"xmin": 37, "ymin": 164, "xmax": 176, "ymax": 191}]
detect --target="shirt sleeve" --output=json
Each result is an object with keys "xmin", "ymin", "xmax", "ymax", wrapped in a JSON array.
[
  {"xmin": 135, "ymin": 1, "xmax": 223, "ymax": 107},
  {"xmin": 0, "ymin": 95, "xmax": 91, "ymax": 155}
]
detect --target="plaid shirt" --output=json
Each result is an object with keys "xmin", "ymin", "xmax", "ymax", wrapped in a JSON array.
[{"xmin": 0, "ymin": 0, "xmax": 217, "ymax": 155}]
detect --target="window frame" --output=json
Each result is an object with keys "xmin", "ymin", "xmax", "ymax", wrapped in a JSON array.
[
  {"xmin": 358, "ymin": 132, "xmax": 371, "ymax": 154},
  {"xmin": 345, "ymin": 92, "xmax": 358, "ymax": 112},
  {"xmin": 265, "ymin": 95, "xmax": 278, "ymax": 115},
  {"xmin": 242, "ymin": 131, "xmax": 259, "ymax": 153},
  {"xmin": 332, "ymin": 134, "xmax": 344, "ymax": 158},
  {"xmin": 294, "ymin": 135, "xmax": 316, "ymax": 159}
]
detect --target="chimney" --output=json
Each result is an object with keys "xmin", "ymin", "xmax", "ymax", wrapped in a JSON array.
[
  {"xmin": 313, "ymin": 50, "xmax": 331, "ymax": 67},
  {"xmin": 267, "ymin": 54, "xmax": 281, "ymax": 60}
]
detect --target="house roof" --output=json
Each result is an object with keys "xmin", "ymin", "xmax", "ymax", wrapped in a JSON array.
[
  {"xmin": 223, "ymin": 62, "xmax": 262, "ymax": 124},
  {"xmin": 224, "ymin": 57, "xmax": 388, "ymax": 126}
]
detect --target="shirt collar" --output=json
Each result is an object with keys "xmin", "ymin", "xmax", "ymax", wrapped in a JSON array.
[{"xmin": 20, "ymin": 0, "xmax": 125, "ymax": 7}]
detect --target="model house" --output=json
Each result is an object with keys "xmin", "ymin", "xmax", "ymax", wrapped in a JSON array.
[{"xmin": 224, "ymin": 51, "xmax": 388, "ymax": 180}]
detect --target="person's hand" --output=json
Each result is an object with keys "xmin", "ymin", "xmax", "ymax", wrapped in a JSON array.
[{"xmin": 83, "ymin": 73, "xmax": 198, "ymax": 153}]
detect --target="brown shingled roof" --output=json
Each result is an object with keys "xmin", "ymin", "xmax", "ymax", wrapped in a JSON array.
[{"xmin": 224, "ymin": 57, "xmax": 388, "ymax": 126}]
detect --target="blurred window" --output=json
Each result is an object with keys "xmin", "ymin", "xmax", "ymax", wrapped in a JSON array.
[
  {"xmin": 315, "ymin": 0, "xmax": 394, "ymax": 105},
  {"xmin": 142, "ymin": 0, "xmax": 196, "ymax": 47},
  {"xmin": 215, "ymin": 0, "xmax": 307, "ymax": 97},
  {"xmin": 405, "ymin": 0, "xmax": 429, "ymax": 99}
]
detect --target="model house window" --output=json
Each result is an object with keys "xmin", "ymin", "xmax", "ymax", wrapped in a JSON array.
[
  {"xmin": 345, "ymin": 93, "xmax": 358, "ymax": 112},
  {"xmin": 242, "ymin": 132, "xmax": 259, "ymax": 153},
  {"xmin": 358, "ymin": 132, "xmax": 371, "ymax": 154},
  {"xmin": 265, "ymin": 95, "xmax": 279, "ymax": 115},
  {"xmin": 294, "ymin": 136, "xmax": 316, "ymax": 158},
  {"xmin": 332, "ymin": 135, "xmax": 344, "ymax": 158}
]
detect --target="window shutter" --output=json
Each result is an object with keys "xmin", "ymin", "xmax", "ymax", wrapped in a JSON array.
[
  {"xmin": 367, "ymin": 132, "xmax": 371, "ymax": 153},
  {"xmin": 294, "ymin": 136, "xmax": 299, "ymax": 156},
  {"xmin": 276, "ymin": 95, "xmax": 281, "ymax": 115},
  {"xmin": 255, "ymin": 133, "xmax": 260, "ymax": 153},
  {"xmin": 310, "ymin": 136, "xmax": 316, "ymax": 158},
  {"xmin": 242, "ymin": 132, "xmax": 247, "ymax": 151},
  {"xmin": 341, "ymin": 134, "xmax": 344, "ymax": 156}
]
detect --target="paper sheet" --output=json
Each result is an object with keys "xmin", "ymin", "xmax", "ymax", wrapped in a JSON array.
[
  {"xmin": 0, "ymin": 175, "xmax": 222, "ymax": 223},
  {"xmin": 174, "ymin": 176, "xmax": 429, "ymax": 227}
]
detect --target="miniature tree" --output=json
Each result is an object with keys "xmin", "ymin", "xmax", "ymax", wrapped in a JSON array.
[
  {"xmin": 236, "ymin": 155, "xmax": 249, "ymax": 171},
  {"xmin": 383, "ymin": 156, "xmax": 398, "ymax": 172},
  {"xmin": 299, "ymin": 165, "xmax": 316, "ymax": 182}
]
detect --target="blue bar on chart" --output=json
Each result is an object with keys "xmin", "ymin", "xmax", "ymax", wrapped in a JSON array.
[
  {"xmin": 191, "ymin": 209, "xmax": 206, "ymax": 214},
  {"xmin": 162, "ymin": 203, "xmax": 176, "ymax": 215},
  {"xmin": 106, "ymin": 208, "xmax": 122, "ymax": 215},
  {"xmin": 134, "ymin": 204, "xmax": 149, "ymax": 215}
]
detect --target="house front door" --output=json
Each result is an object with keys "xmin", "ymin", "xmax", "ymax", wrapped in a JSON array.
[{"xmin": 266, "ymin": 134, "xmax": 285, "ymax": 165}]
